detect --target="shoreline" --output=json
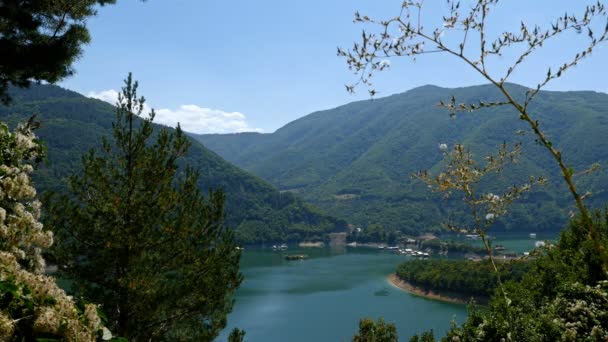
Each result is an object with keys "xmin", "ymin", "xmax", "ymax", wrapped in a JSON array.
[
  {"xmin": 387, "ymin": 273, "xmax": 488, "ymax": 305},
  {"xmin": 298, "ymin": 241, "xmax": 325, "ymax": 248}
]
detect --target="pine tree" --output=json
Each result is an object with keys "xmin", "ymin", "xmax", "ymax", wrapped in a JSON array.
[
  {"xmin": 47, "ymin": 74, "xmax": 242, "ymax": 341},
  {"xmin": 352, "ymin": 318, "xmax": 398, "ymax": 342},
  {"xmin": 0, "ymin": 0, "xmax": 118, "ymax": 104}
]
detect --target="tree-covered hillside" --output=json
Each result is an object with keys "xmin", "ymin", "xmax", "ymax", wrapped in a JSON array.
[
  {"xmin": 0, "ymin": 84, "xmax": 348, "ymax": 244},
  {"xmin": 194, "ymin": 84, "xmax": 608, "ymax": 233}
]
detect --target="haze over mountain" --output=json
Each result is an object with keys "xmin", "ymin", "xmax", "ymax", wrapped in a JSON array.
[
  {"xmin": 194, "ymin": 84, "xmax": 608, "ymax": 234},
  {"xmin": 0, "ymin": 85, "xmax": 347, "ymax": 244}
]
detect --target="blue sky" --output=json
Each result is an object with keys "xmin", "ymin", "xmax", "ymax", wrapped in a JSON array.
[{"xmin": 60, "ymin": 0, "xmax": 608, "ymax": 134}]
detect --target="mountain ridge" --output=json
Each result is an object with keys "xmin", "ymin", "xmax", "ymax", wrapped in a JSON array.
[
  {"xmin": 0, "ymin": 84, "xmax": 348, "ymax": 244},
  {"xmin": 193, "ymin": 83, "xmax": 608, "ymax": 233}
]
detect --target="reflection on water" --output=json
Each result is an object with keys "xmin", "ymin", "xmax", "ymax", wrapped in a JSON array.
[
  {"xmin": 373, "ymin": 288, "xmax": 390, "ymax": 296},
  {"xmin": 219, "ymin": 231, "xmax": 559, "ymax": 341}
]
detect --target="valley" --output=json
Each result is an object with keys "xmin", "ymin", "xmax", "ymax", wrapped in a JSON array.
[{"xmin": 194, "ymin": 84, "xmax": 608, "ymax": 235}]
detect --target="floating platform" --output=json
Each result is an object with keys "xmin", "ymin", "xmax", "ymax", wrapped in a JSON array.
[{"xmin": 284, "ymin": 254, "xmax": 309, "ymax": 261}]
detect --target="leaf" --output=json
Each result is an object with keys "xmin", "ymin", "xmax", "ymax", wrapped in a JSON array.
[
  {"xmin": 110, "ymin": 338, "xmax": 129, "ymax": 342},
  {"xmin": 0, "ymin": 280, "xmax": 19, "ymax": 296}
]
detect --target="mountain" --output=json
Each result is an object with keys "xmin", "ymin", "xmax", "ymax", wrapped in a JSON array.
[
  {"xmin": 193, "ymin": 84, "xmax": 608, "ymax": 233},
  {"xmin": 0, "ymin": 84, "xmax": 348, "ymax": 244}
]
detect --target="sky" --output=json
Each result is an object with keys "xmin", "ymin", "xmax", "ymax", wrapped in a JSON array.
[{"xmin": 60, "ymin": 0, "xmax": 608, "ymax": 134}]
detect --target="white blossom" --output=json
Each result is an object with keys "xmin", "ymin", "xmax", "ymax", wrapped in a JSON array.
[
  {"xmin": 0, "ymin": 122, "xmax": 106, "ymax": 341},
  {"xmin": 443, "ymin": 17, "xmax": 457, "ymax": 28},
  {"xmin": 486, "ymin": 193, "xmax": 500, "ymax": 202},
  {"xmin": 84, "ymin": 304, "xmax": 102, "ymax": 330},
  {"xmin": 0, "ymin": 313, "xmax": 14, "ymax": 339},
  {"xmin": 102, "ymin": 327, "xmax": 113, "ymax": 340},
  {"xmin": 14, "ymin": 132, "xmax": 36, "ymax": 150}
]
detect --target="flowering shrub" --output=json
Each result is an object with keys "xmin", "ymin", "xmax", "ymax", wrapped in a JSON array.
[
  {"xmin": 0, "ymin": 120, "xmax": 110, "ymax": 341},
  {"xmin": 444, "ymin": 281, "xmax": 608, "ymax": 342},
  {"xmin": 546, "ymin": 281, "xmax": 608, "ymax": 341}
]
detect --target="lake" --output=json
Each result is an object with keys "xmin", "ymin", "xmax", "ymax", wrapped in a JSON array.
[{"xmin": 218, "ymin": 232, "xmax": 558, "ymax": 341}]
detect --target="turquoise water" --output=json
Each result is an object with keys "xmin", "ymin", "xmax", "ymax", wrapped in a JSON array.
[
  {"xmin": 217, "ymin": 232, "xmax": 558, "ymax": 341},
  {"xmin": 445, "ymin": 231, "xmax": 559, "ymax": 254},
  {"xmin": 217, "ymin": 247, "xmax": 464, "ymax": 341}
]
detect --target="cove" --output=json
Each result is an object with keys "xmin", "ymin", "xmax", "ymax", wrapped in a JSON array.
[
  {"xmin": 218, "ymin": 232, "xmax": 557, "ymax": 341},
  {"xmin": 218, "ymin": 247, "xmax": 466, "ymax": 341}
]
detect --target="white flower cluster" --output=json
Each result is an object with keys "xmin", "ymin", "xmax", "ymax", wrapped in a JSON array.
[
  {"xmin": 486, "ymin": 193, "xmax": 500, "ymax": 203},
  {"xmin": 0, "ymin": 122, "xmax": 110, "ymax": 341},
  {"xmin": 484, "ymin": 193, "xmax": 505, "ymax": 221},
  {"xmin": 379, "ymin": 59, "xmax": 391, "ymax": 68},
  {"xmin": 0, "ymin": 253, "xmax": 104, "ymax": 341},
  {"xmin": 0, "ymin": 159, "xmax": 48, "ymax": 273},
  {"xmin": 549, "ymin": 282, "xmax": 608, "ymax": 340}
]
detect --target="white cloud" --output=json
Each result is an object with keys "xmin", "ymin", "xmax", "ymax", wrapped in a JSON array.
[
  {"xmin": 155, "ymin": 105, "xmax": 262, "ymax": 134},
  {"xmin": 87, "ymin": 89, "xmax": 120, "ymax": 105},
  {"xmin": 87, "ymin": 89, "xmax": 261, "ymax": 134}
]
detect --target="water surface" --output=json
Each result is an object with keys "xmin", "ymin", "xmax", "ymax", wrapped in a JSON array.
[{"xmin": 218, "ymin": 232, "xmax": 558, "ymax": 341}]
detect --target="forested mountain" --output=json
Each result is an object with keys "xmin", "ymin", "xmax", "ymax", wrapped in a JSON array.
[
  {"xmin": 194, "ymin": 84, "xmax": 608, "ymax": 233},
  {"xmin": 0, "ymin": 84, "xmax": 347, "ymax": 244}
]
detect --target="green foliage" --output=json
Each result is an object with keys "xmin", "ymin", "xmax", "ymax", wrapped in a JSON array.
[
  {"xmin": 46, "ymin": 75, "xmax": 242, "ymax": 340},
  {"xmin": 233, "ymin": 198, "xmax": 347, "ymax": 244},
  {"xmin": 418, "ymin": 239, "xmax": 486, "ymax": 255},
  {"xmin": 396, "ymin": 259, "xmax": 530, "ymax": 297},
  {"xmin": 442, "ymin": 209, "xmax": 608, "ymax": 341},
  {"xmin": 194, "ymin": 84, "xmax": 608, "ymax": 234},
  {"xmin": 0, "ymin": 277, "xmax": 34, "ymax": 337},
  {"xmin": 227, "ymin": 328, "xmax": 246, "ymax": 342},
  {"xmin": 352, "ymin": 318, "xmax": 398, "ymax": 342},
  {"xmin": 348, "ymin": 223, "xmax": 389, "ymax": 243},
  {"xmin": 409, "ymin": 330, "xmax": 435, "ymax": 342},
  {"xmin": 0, "ymin": 0, "xmax": 117, "ymax": 104},
  {"xmin": 0, "ymin": 83, "xmax": 347, "ymax": 244}
]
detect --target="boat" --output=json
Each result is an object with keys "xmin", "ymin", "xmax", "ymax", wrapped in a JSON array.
[
  {"xmin": 271, "ymin": 244, "xmax": 288, "ymax": 251},
  {"xmin": 284, "ymin": 254, "xmax": 308, "ymax": 261},
  {"xmin": 401, "ymin": 248, "xmax": 413, "ymax": 255},
  {"xmin": 412, "ymin": 251, "xmax": 426, "ymax": 258},
  {"xmin": 465, "ymin": 234, "xmax": 481, "ymax": 240},
  {"xmin": 494, "ymin": 245, "xmax": 505, "ymax": 252},
  {"xmin": 529, "ymin": 233, "xmax": 537, "ymax": 238}
]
